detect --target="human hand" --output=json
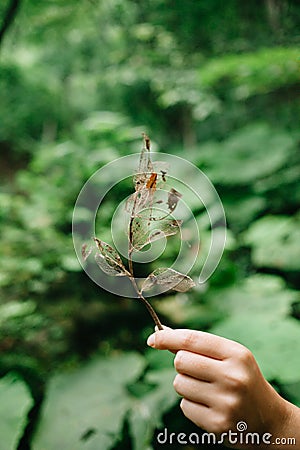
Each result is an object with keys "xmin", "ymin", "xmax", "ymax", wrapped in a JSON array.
[{"xmin": 147, "ymin": 328, "xmax": 300, "ymax": 449}]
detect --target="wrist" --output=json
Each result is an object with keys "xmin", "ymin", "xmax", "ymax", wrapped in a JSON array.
[
  {"xmin": 265, "ymin": 387, "xmax": 299, "ymax": 449},
  {"xmin": 279, "ymin": 400, "xmax": 300, "ymax": 444}
]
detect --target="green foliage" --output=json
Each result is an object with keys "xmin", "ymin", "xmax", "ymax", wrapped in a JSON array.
[
  {"xmin": 210, "ymin": 275, "xmax": 300, "ymax": 383},
  {"xmin": 243, "ymin": 215, "xmax": 300, "ymax": 271},
  {"xmin": 195, "ymin": 123, "xmax": 296, "ymax": 185},
  {"xmin": 0, "ymin": 373, "xmax": 33, "ymax": 450},
  {"xmin": 128, "ymin": 368, "xmax": 178, "ymax": 450},
  {"xmin": 0, "ymin": 0, "xmax": 300, "ymax": 448},
  {"xmin": 0, "ymin": 62, "xmax": 68, "ymax": 154},
  {"xmin": 32, "ymin": 352, "xmax": 177, "ymax": 450},
  {"xmin": 0, "ymin": 114, "xmax": 143, "ymax": 380},
  {"xmin": 199, "ymin": 47, "xmax": 300, "ymax": 100}
]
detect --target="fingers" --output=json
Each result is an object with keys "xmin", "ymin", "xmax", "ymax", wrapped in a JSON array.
[
  {"xmin": 174, "ymin": 350, "xmax": 221, "ymax": 381},
  {"xmin": 180, "ymin": 398, "xmax": 215, "ymax": 432},
  {"xmin": 174, "ymin": 373, "xmax": 214, "ymax": 406},
  {"xmin": 147, "ymin": 328, "xmax": 233, "ymax": 360}
]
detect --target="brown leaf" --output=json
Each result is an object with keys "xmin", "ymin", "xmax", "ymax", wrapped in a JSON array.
[
  {"xmin": 167, "ymin": 188, "xmax": 182, "ymax": 213},
  {"xmin": 146, "ymin": 172, "xmax": 157, "ymax": 190},
  {"xmin": 131, "ymin": 211, "xmax": 182, "ymax": 251},
  {"xmin": 141, "ymin": 268, "xmax": 195, "ymax": 293},
  {"xmin": 94, "ymin": 238, "xmax": 128, "ymax": 276},
  {"xmin": 133, "ymin": 143, "xmax": 153, "ymax": 192},
  {"xmin": 81, "ymin": 243, "xmax": 93, "ymax": 261}
]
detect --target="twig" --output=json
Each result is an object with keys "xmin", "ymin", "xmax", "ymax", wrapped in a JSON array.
[
  {"xmin": 128, "ymin": 215, "xmax": 163, "ymax": 329},
  {"xmin": 128, "ymin": 275, "xmax": 163, "ymax": 330},
  {"xmin": 126, "ymin": 135, "xmax": 163, "ymax": 330}
]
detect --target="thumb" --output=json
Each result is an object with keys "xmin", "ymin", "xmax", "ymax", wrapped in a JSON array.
[{"xmin": 148, "ymin": 325, "xmax": 176, "ymax": 354}]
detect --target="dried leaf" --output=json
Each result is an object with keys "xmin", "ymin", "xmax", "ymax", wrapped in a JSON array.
[
  {"xmin": 81, "ymin": 243, "xmax": 93, "ymax": 261},
  {"xmin": 146, "ymin": 173, "xmax": 157, "ymax": 190},
  {"xmin": 130, "ymin": 217, "xmax": 148, "ymax": 250},
  {"xmin": 160, "ymin": 170, "xmax": 167, "ymax": 182},
  {"xmin": 94, "ymin": 238, "xmax": 128, "ymax": 276},
  {"xmin": 141, "ymin": 268, "xmax": 195, "ymax": 293},
  {"xmin": 152, "ymin": 161, "xmax": 169, "ymax": 176},
  {"xmin": 152, "ymin": 218, "xmax": 182, "ymax": 238},
  {"xmin": 125, "ymin": 192, "xmax": 136, "ymax": 214},
  {"xmin": 125, "ymin": 190, "xmax": 150, "ymax": 217},
  {"xmin": 167, "ymin": 188, "xmax": 182, "ymax": 213},
  {"xmin": 131, "ymin": 211, "xmax": 182, "ymax": 251},
  {"xmin": 133, "ymin": 141, "xmax": 153, "ymax": 192}
]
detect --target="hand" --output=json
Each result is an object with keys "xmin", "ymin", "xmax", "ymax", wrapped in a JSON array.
[{"xmin": 147, "ymin": 328, "xmax": 300, "ymax": 449}]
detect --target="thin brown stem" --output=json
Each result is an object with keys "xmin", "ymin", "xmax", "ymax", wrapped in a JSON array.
[
  {"xmin": 128, "ymin": 238, "xmax": 163, "ymax": 329},
  {"xmin": 128, "ymin": 249, "xmax": 134, "ymax": 276},
  {"xmin": 138, "ymin": 291, "xmax": 163, "ymax": 330},
  {"xmin": 128, "ymin": 216, "xmax": 135, "ymax": 276},
  {"xmin": 128, "ymin": 275, "xmax": 163, "ymax": 330}
]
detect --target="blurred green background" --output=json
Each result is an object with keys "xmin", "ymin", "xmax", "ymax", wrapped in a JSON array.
[{"xmin": 0, "ymin": 1, "xmax": 300, "ymax": 449}]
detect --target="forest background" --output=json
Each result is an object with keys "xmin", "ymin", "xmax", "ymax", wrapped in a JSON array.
[{"xmin": 0, "ymin": 1, "xmax": 300, "ymax": 449}]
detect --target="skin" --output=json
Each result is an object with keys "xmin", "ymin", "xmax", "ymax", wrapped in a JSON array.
[{"xmin": 147, "ymin": 328, "xmax": 300, "ymax": 449}]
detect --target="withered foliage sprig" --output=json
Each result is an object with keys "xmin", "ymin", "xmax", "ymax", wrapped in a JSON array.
[{"xmin": 82, "ymin": 134, "xmax": 195, "ymax": 330}]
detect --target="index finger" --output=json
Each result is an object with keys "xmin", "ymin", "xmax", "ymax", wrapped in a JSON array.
[{"xmin": 147, "ymin": 328, "xmax": 234, "ymax": 360}]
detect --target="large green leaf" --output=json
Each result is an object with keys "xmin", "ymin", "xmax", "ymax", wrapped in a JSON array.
[
  {"xmin": 128, "ymin": 368, "xmax": 178, "ymax": 450},
  {"xmin": 210, "ymin": 275, "xmax": 300, "ymax": 383},
  {"xmin": 212, "ymin": 316, "xmax": 300, "ymax": 384},
  {"xmin": 33, "ymin": 351, "xmax": 179, "ymax": 450},
  {"xmin": 243, "ymin": 215, "xmax": 300, "ymax": 271},
  {"xmin": 0, "ymin": 373, "xmax": 33, "ymax": 450},
  {"xmin": 199, "ymin": 46, "xmax": 299, "ymax": 99},
  {"xmin": 223, "ymin": 196, "xmax": 266, "ymax": 230},
  {"xmin": 195, "ymin": 124, "xmax": 295, "ymax": 185},
  {"xmin": 33, "ymin": 353, "xmax": 145, "ymax": 450}
]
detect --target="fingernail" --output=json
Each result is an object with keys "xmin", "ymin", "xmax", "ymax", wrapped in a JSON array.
[{"xmin": 147, "ymin": 334, "xmax": 155, "ymax": 347}]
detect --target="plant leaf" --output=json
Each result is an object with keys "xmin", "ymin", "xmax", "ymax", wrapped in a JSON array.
[
  {"xmin": 0, "ymin": 373, "xmax": 33, "ymax": 450},
  {"xmin": 141, "ymin": 268, "xmax": 195, "ymax": 293},
  {"xmin": 131, "ymin": 212, "xmax": 182, "ymax": 251},
  {"xmin": 243, "ymin": 215, "xmax": 300, "ymax": 271},
  {"xmin": 32, "ymin": 353, "xmax": 145, "ymax": 450},
  {"xmin": 151, "ymin": 218, "xmax": 182, "ymax": 240},
  {"xmin": 133, "ymin": 140, "xmax": 153, "ymax": 192},
  {"xmin": 167, "ymin": 188, "xmax": 182, "ymax": 213},
  {"xmin": 128, "ymin": 369, "xmax": 178, "ymax": 450},
  {"xmin": 94, "ymin": 238, "xmax": 128, "ymax": 276},
  {"xmin": 210, "ymin": 275, "xmax": 300, "ymax": 384},
  {"xmin": 81, "ymin": 243, "xmax": 93, "ymax": 261}
]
